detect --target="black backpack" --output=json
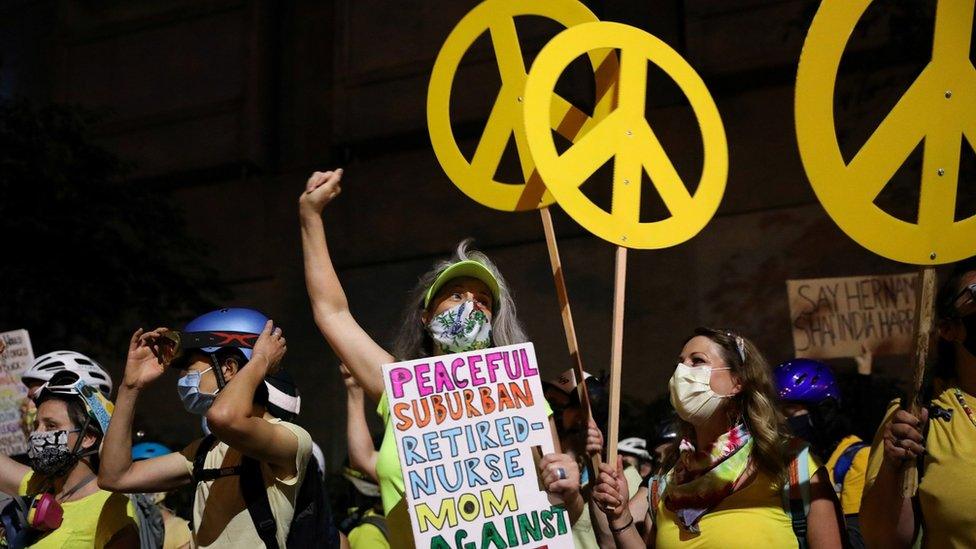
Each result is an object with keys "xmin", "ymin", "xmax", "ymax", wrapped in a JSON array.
[{"xmin": 192, "ymin": 434, "xmax": 340, "ymax": 549}]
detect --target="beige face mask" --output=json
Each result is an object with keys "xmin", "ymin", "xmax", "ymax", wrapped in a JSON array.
[{"xmin": 669, "ymin": 363, "xmax": 730, "ymax": 425}]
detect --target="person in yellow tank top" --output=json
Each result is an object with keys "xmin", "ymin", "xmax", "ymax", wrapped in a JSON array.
[
  {"xmin": 590, "ymin": 328, "xmax": 844, "ymax": 548},
  {"xmin": 298, "ymin": 169, "xmax": 585, "ymax": 547},
  {"xmin": 0, "ymin": 372, "xmax": 139, "ymax": 548},
  {"xmin": 860, "ymin": 260, "xmax": 976, "ymax": 549}
]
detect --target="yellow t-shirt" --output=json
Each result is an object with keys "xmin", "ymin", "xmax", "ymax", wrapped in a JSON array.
[
  {"xmin": 180, "ymin": 418, "xmax": 313, "ymax": 548},
  {"xmin": 162, "ymin": 511, "xmax": 193, "ymax": 549},
  {"xmin": 653, "ymin": 451, "xmax": 820, "ymax": 549},
  {"xmin": 18, "ymin": 471, "xmax": 138, "ymax": 548},
  {"xmin": 825, "ymin": 434, "xmax": 869, "ymax": 516},
  {"xmin": 375, "ymin": 391, "xmax": 555, "ymax": 548},
  {"xmin": 347, "ymin": 509, "xmax": 390, "ymax": 549},
  {"xmin": 864, "ymin": 389, "xmax": 976, "ymax": 549}
]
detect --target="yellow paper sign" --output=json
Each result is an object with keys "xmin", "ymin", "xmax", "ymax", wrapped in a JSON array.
[
  {"xmin": 523, "ymin": 22, "xmax": 727, "ymax": 249},
  {"xmin": 796, "ymin": 0, "xmax": 976, "ymax": 265},
  {"xmin": 427, "ymin": 0, "xmax": 618, "ymax": 212}
]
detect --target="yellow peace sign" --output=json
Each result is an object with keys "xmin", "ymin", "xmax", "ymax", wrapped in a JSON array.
[
  {"xmin": 524, "ymin": 22, "xmax": 728, "ymax": 249},
  {"xmin": 427, "ymin": 0, "xmax": 618, "ymax": 212},
  {"xmin": 796, "ymin": 0, "xmax": 976, "ymax": 265}
]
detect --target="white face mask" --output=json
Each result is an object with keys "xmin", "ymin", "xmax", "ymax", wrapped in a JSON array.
[{"xmin": 669, "ymin": 362, "xmax": 731, "ymax": 425}]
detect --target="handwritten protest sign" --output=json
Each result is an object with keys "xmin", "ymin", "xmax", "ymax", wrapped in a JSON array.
[
  {"xmin": 787, "ymin": 273, "xmax": 918, "ymax": 359},
  {"xmin": 382, "ymin": 343, "xmax": 572, "ymax": 549},
  {"xmin": 1, "ymin": 330, "xmax": 34, "ymax": 455}
]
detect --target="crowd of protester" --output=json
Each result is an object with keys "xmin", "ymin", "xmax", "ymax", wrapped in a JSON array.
[{"xmin": 1, "ymin": 168, "xmax": 973, "ymax": 548}]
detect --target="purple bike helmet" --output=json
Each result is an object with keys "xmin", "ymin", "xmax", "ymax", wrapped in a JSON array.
[{"xmin": 774, "ymin": 358, "xmax": 841, "ymax": 404}]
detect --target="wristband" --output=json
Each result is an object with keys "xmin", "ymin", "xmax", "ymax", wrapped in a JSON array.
[{"xmin": 610, "ymin": 516, "xmax": 634, "ymax": 534}]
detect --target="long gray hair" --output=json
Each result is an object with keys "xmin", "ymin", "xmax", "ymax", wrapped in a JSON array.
[{"xmin": 391, "ymin": 239, "xmax": 527, "ymax": 360}]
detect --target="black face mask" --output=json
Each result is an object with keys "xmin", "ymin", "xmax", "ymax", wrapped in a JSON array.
[
  {"xmin": 960, "ymin": 314, "xmax": 976, "ymax": 359},
  {"xmin": 787, "ymin": 415, "xmax": 817, "ymax": 444}
]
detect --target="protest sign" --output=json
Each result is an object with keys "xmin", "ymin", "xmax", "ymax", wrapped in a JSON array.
[
  {"xmin": 0, "ymin": 329, "xmax": 34, "ymax": 455},
  {"xmin": 787, "ymin": 273, "xmax": 918, "ymax": 359},
  {"xmin": 382, "ymin": 342, "xmax": 572, "ymax": 549}
]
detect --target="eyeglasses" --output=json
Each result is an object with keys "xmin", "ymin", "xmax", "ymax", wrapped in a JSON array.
[{"xmin": 952, "ymin": 283, "xmax": 976, "ymax": 317}]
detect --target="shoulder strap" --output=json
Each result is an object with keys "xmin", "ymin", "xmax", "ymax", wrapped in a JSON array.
[
  {"xmin": 647, "ymin": 474, "xmax": 667, "ymax": 528},
  {"xmin": 831, "ymin": 442, "xmax": 869, "ymax": 493},
  {"xmin": 782, "ymin": 445, "xmax": 812, "ymax": 549},
  {"xmin": 359, "ymin": 515, "xmax": 390, "ymax": 540},
  {"xmin": 192, "ymin": 435, "xmax": 243, "ymax": 482},
  {"xmin": 240, "ymin": 456, "xmax": 279, "ymax": 549}
]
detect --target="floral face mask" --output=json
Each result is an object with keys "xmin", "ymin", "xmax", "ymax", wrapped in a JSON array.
[{"xmin": 426, "ymin": 300, "xmax": 492, "ymax": 353}]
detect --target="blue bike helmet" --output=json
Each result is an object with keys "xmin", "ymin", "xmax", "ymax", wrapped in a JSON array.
[
  {"xmin": 182, "ymin": 307, "xmax": 269, "ymax": 361},
  {"xmin": 132, "ymin": 442, "xmax": 173, "ymax": 461},
  {"xmin": 774, "ymin": 358, "xmax": 841, "ymax": 404}
]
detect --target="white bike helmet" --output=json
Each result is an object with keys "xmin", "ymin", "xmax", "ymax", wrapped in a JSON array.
[
  {"xmin": 24, "ymin": 351, "xmax": 113, "ymax": 397},
  {"xmin": 618, "ymin": 437, "xmax": 652, "ymax": 462}
]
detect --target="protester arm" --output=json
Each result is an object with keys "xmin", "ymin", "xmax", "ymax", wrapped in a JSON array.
[
  {"xmin": 299, "ymin": 170, "xmax": 395, "ymax": 401},
  {"xmin": 0, "ymin": 454, "xmax": 29, "ymax": 496},
  {"xmin": 99, "ymin": 329, "xmax": 193, "ymax": 493},
  {"xmin": 206, "ymin": 321, "xmax": 300, "ymax": 474},
  {"xmin": 806, "ymin": 467, "xmax": 844, "ymax": 549},
  {"xmin": 859, "ymin": 405, "xmax": 924, "ymax": 548},
  {"xmin": 591, "ymin": 458, "xmax": 645, "ymax": 549},
  {"xmin": 344, "ymin": 367, "xmax": 379, "ymax": 481}
]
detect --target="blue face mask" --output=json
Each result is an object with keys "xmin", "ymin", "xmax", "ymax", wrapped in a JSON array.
[{"xmin": 177, "ymin": 367, "xmax": 218, "ymax": 415}]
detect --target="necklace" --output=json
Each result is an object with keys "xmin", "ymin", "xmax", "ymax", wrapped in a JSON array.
[
  {"xmin": 953, "ymin": 388, "xmax": 976, "ymax": 428},
  {"xmin": 58, "ymin": 473, "xmax": 97, "ymax": 502}
]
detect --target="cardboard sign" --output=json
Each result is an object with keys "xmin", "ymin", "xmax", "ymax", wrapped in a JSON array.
[
  {"xmin": 787, "ymin": 273, "xmax": 919, "ymax": 359},
  {"xmin": 0, "ymin": 330, "xmax": 34, "ymax": 455},
  {"xmin": 382, "ymin": 343, "xmax": 572, "ymax": 549}
]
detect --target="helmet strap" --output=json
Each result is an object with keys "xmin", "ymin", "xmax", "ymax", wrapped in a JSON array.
[{"xmin": 210, "ymin": 353, "xmax": 228, "ymax": 390}]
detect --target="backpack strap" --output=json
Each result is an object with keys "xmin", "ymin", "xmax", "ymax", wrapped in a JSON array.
[
  {"xmin": 359, "ymin": 514, "xmax": 390, "ymax": 540},
  {"xmin": 782, "ymin": 445, "xmax": 812, "ymax": 549},
  {"xmin": 192, "ymin": 435, "xmax": 243, "ymax": 483},
  {"xmin": 647, "ymin": 474, "xmax": 668, "ymax": 529},
  {"xmin": 831, "ymin": 442, "xmax": 869, "ymax": 495},
  {"xmin": 240, "ymin": 456, "xmax": 280, "ymax": 549}
]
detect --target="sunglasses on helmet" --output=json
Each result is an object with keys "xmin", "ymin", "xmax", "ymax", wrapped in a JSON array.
[{"xmin": 154, "ymin": 329, "xmax": 259, "ymax": 368}]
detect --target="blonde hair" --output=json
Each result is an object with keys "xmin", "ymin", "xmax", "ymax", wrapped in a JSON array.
[{"xmin": 680, "ymin": 327, "xmax": 792, "ymax": 482}]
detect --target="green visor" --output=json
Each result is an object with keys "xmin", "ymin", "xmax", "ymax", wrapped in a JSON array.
[{"xmin": 423, "ymin": 260, "xmax": 500, "ymax": 311}]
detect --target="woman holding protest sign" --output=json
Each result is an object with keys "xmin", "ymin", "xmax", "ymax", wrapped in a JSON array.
[
  {"xmin": 860, "ymin": 259, "xmax": 976, "ymax": 548},
  {"xmin": 590, "ymin": 328, "xmax": 844, "ymax": 548},
  {"xmin": 298, "ymin": 169, "xmax": 582, "ymax": 547}
]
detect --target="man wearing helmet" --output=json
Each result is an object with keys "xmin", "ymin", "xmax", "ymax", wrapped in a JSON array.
[
  {"xmin": 774, "ymin": 356, "xmax": 869, "ymax": 548},
  {"xmin": 19, "ymin": 351, "xmax": 113, "ymax": 439},
  {"xmin": 0, "ymin": 372, "xmax": 139, "ymax": 548},
  {"xmin": 98, "ymin": 308, "xmax": 320, "ymax": 548}
]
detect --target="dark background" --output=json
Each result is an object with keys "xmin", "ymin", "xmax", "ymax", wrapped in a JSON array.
[{"xmin": 1, "ymin": 0, "xmax": 973, "ymax": 471}]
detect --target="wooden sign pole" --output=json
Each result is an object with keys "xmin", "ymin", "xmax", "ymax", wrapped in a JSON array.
[
  {"xmin": 900, "ymin": 266, "xmax": 938, "ymax": 497},
  {"xmin": 606, "ymin": 246, "xmax": 627, "ymax": 465},
  {"xmin": 540, "ymin": 207, "xmax": 602, "ymax": 474}
]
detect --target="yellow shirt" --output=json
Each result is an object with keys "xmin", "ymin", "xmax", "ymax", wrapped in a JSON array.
[
  {"xmin": 18, "ymin": 471, "xmax": 138, "ymax": 548},
  {"xmin": 347, "ymin": 509, "xmax": 390, "ymax": 549},
  {"xmin": 162, "ymin": 511, "xmax": 192, "ymax": 549},
  {"xmin": 179, "ymin": 418, "xmax": 313, "ymax": 548},
  {"xmin": 653, "ymin": 452, "xmax": 819, "ymax": 549},
  {"xmin": 864, "ymin": 389, "xmax": 976, "ymax": 549},
  {"xmin": 825, "ymin": 435, "xmax": 869, "ymax": 515}
]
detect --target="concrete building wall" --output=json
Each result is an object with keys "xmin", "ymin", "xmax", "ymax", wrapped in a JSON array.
[{"xmin": 3, "ymin": 0, "xmax": 970, "ymax": 468}]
